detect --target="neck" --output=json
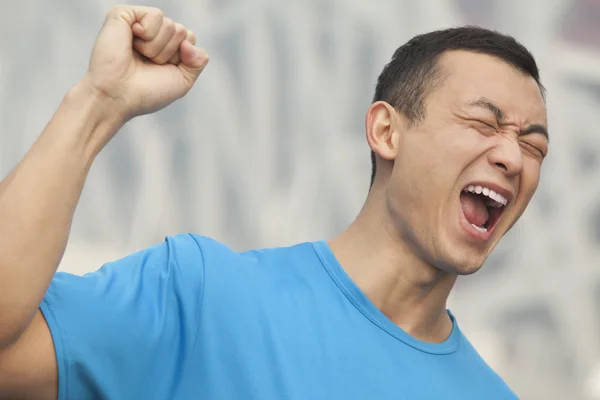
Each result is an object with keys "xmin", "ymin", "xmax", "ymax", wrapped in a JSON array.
[{"xmin": 328, "ymin": 190, "xmax": 457, "ymax": 343}]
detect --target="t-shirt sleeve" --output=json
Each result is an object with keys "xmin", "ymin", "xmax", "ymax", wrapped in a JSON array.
[{"xmin": 40, "ymin": 233, "xmax": 206, "ymax": 400}]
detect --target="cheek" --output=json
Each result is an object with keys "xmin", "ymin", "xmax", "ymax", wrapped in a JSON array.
[
  {"xmin": 514, "ymin": 160, "xmax": 542, "ymax": 214},
  {"xmin": 521, "ymin": 159, "xmax": 542, "ymax": 195},
  {"xmin": 389, "ymin": 127, "xmax": 483, "ymax": 211},
  {"xmin": 388, "ymin": 143, "xmax": 460, "ymax": 218},
  {"xmin": 400, "ymin": 128, "xmax": 472, "ymax": 175}
]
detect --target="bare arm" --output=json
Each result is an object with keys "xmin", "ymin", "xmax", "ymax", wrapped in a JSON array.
[
  {"xmin": 0, "ymin": 5, "xmax": 208, "ymax": 399},
  {"xmin": 0, "ymin": 82, "xmax": 120, "ymax": 349},
  {"xmin": 0, "ymin": 312, "xmax": 58, "ymax": 400},
  {"xmin": 0, "ymin": 82, "xmax": 123, "ymax": 400}
]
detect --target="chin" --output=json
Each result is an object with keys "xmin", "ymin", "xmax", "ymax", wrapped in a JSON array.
[
  {"xmin": 446, "ymin": 260, "xmax": 486, "ymax": 276},
  {"xmin": 433, "ymin": 241, "xmax": 494, "ymax": 276}
]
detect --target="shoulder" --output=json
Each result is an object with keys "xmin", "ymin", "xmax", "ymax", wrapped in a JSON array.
[
  {"xmin": 90, "ymin": 234, "xmax": 321, "ymax": 290},
  {"xmin": 190, "ymin": 236, "xmax": 321, "ymax": 273},
  {"xmin": 192, "ymin": 238, "xmax": 325, "ymax": 298}
]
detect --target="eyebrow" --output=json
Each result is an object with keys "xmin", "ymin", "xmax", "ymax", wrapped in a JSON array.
[{"xmin": 467, "ymin": 97, "xmax": 549, "ymax": 142}]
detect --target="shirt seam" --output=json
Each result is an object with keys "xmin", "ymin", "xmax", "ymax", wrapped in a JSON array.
[
  {"xmin": 172, "ymin": 234, "xmax": 207, "ymax": 394},
  {"xmin": 40, "ymin": 293, "xmax": 71, "ymax": 400}
]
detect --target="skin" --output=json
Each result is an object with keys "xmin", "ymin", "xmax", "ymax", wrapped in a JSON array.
[
  {"xmin": 329, "ymin": 50, "xmax": 549, "ymax": 343},
  {"xmin": 0, "ymin": 8, "xmax": 548, "ymax": 398},
  {"xmin": 0, "ymin": 6, "xmax": 207, "ymax": 399}
]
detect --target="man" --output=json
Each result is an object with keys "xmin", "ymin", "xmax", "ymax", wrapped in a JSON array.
[{"xmin": 0, "ymin": 5, "xmax": 548, "ymax": 400}]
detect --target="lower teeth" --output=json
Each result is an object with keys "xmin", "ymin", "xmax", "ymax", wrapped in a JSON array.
[{"xmin": 471, "ymin": 224, "xmax": 488, "ymax": 233}]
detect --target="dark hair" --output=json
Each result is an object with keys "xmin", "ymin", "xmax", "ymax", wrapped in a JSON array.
[{"xmin": 369, "ymin": 26, "xmax": 545, "ymax": 187}]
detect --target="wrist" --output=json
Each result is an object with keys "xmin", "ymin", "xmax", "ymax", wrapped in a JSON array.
[{"xmin": 63, "ymin": 76, "xmax": 127, "ymax": 157}]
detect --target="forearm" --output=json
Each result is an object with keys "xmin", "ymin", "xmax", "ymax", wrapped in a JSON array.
[{"xmin": 0, "ymin": 81, "xmax": 123, "ymax": 348}]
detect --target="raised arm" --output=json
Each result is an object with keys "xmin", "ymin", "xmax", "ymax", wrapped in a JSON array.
[{"xmin": 0, "ymin": 6, "xmax": 208, "ymax": 399}]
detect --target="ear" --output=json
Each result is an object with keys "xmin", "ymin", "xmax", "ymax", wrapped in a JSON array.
[{"xmin": 365, "ymin": 101, "xmax": 405, "ymax": 162}]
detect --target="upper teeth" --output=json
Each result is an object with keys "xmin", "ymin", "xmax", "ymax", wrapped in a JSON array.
[{"xmin": 465, "ymin": 185, "xmax": 508, "ymax": 207}]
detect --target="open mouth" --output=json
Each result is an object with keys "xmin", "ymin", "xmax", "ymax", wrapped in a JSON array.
[{"xmin": 460, "ymin": 184, "xmax": 508, "ymax": 235}]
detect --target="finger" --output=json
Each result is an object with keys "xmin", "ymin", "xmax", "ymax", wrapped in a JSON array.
[
  {"xmin": 186, "ymin": 30, "xmax": 197, "ymax": 46},
  {"xmin": 178, "ymin": 40, "xmax": 210, "ymax": 87},
  {"xmin": 108, "ymin": 6, "xmax": 164, "ymax": 40},
  {"xmin": 168, "ymin": 53, "xmax": 181, "ymax": 66},
  {"xmin": 167, "ymin": 30, "xmax": 196, "ymax": 65},
  {"xmin": 133, "ymin": 18, "xmax": 176, "ymax": 60},
  {"xmin": 153, "ymin": 23, "xmax": 188, "ymax": 65}
]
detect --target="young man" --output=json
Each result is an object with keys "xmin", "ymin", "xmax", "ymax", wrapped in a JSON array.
[{"xmin": 0, "ymin": 5, "xmax": 548, "ymax": 400}]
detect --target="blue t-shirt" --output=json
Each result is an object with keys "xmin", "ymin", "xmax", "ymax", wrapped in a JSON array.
[{"xmin": 41, "ymin": 234, "xmax": 517, "ymax": 399}]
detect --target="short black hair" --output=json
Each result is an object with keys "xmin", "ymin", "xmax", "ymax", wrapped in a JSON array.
[{"xmin": 369, "ymin": 26, "xmax": 544, "ymax": 187}]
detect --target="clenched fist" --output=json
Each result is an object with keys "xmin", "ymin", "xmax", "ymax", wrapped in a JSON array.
[{"xmin": 83, "ymin": 6, "xmax": 209, "ymax": 127}]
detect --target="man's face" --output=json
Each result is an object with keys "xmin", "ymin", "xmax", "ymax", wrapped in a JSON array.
[{"xmin": 384, "ymin": 50, "xmax": 549, "ymax": 275}]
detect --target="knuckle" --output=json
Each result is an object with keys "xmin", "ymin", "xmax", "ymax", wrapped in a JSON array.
[
  {"xmin": 174, "ymin": 24, "xmax": 187, "ymax": 39},
  {"xmin": 149, "ymin": 7, "xmax": 164, "ymax": 19},
  {"xmin": 187, "ymin": 30, "xmax": 197, "ymax": 44},
  {"xmin": 162, "ymin": 18, "xmax": 175, "ymax": 34}
]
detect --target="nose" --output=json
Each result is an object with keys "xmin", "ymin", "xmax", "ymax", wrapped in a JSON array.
[{"xmin": 487, "ymin": 135, "xmax": 524, "ymax": 177}]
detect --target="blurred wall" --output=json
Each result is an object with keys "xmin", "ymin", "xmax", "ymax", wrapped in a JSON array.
[{"xmin": 1, "ymin": 0, "xmax": 599, "ymax": 398}]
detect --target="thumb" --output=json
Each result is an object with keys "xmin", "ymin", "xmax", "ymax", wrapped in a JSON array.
[{"xmin": 178, "ymin": 40, "xmax": 210, "ymax": 86}]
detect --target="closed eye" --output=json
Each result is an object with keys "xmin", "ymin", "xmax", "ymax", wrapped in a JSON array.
[
  {"xmin": 520, "ymin": 141, "xmax": 546, "ymax": 159},
  {"xmin": 472, "ymin": 120, "xmax": 498, "ymax": 133}
]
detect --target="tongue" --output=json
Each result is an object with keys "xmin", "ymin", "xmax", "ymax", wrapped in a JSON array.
[{"xmin": 460, "ymin": 192, "xmax": 489, "ymax": 227}]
